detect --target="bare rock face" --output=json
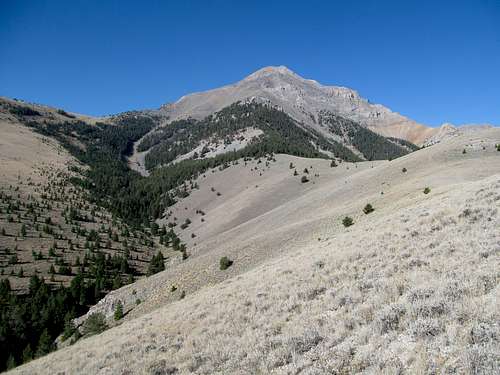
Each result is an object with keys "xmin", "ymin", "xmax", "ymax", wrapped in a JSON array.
[{"xmin": 158, "ymin": 66, "xmax": 437, "ymax": 144}]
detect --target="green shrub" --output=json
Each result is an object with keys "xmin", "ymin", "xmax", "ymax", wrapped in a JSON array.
[
  {"xmin": 363, "ymin": 204, "xmax": 374, "ymax": 214},
  {"xmin": 219, "ymin": 256, "xmax": 233, "ymax": 270},
  {"xmin": 301, "ymin": 176, "xmax": 309, "ymax": 183},
  {"xmin": 342, "ymin": 216, "xmax": 354, "ymax": 227},
  {"xmin": 423, "ymin": 187, "xmax": 431, "ymax": 194},
  {"xmin": 82, "ymin": 312, "xmax": 108, "ymax": 337},
  {"xmin": 56, "ymin": 109, "xmax": 76, "ymax": 118},
  {"xmin": 402, "ymin": 167, "xmax": 407, "ymax": 173}
]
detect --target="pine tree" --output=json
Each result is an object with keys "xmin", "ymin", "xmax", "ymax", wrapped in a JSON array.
[
  {"xmin": 114, "ymin": 301, "xmax": 124, "ymax": 321},
  {"xmin": 147, "ymin": 251, "xmax": 165, "ymax": 276},
  {"xmin": 35, "ymin": 329, "xmax": 53, "ymax": 358}
]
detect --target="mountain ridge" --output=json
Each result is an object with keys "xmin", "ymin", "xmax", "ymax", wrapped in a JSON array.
[{"xmin": 156, "ymin": 66, "xmax": 435, "ymax": 145}]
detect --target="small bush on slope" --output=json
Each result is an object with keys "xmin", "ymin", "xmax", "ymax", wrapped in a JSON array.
[
  {"xmin": 342, "ymin": 216, "xmax": 354, "ymax": 227},
  {"xmin": 219, "ymin": 257, "xmax": 233, "ymax": 270},
  {"xmin": 363, "ymin": 204, "xmax": 375, "ymax": 214},
  {"xmin": 82, "ymin": 313, "xmax": 107, "ymax": 337}
]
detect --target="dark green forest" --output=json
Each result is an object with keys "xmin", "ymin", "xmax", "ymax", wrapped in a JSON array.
[
  {"xmin": 318, "ymin": 111, "xmax": 415, "ymax": 160},
  {"xmin": 142, "ymin": 102, "xmax": 362, "ymax": 170}
]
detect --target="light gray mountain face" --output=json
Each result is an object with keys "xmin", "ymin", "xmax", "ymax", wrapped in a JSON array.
[
  {"xmin": 158, "ymin": 66, "xmax": 436, "ymax": 145},
  {"xmin": 424, "ymin": 123, "xmax": 494, "ymax": 146}
]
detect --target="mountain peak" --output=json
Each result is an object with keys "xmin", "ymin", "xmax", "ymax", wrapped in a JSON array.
[{"xmin": 244, "ymin": 65, "xmax": 298, "ymax": 81}]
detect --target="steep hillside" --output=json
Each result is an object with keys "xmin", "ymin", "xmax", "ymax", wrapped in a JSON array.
[
  {"xmin": 0, "ymin": 100, "xmax": 161, "ymax": 290},
  {"xmin": 157, "ymin": 66, "xmax": 436, "ymax": 144},
  {"xmin": 0, "ymin": 99, "xmax": 187, "ymax": 371},
  {"xmin": 10, "ymin": 128, "xmax": 500, "ymax": 374}
]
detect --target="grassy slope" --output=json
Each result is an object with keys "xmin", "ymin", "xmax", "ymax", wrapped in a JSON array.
[{"xmin": 11, "ymin": 129, "xmax": 500, "ymax": 374}]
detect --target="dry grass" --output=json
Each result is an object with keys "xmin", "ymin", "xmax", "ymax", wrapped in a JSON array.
[{"xmin": 10, "ymin": 130, "xmax": 500, "ymax": 374}]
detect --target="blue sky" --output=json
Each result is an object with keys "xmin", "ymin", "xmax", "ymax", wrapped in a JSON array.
[{"xmin": 1, "ymin": 0, "xmax": 499, "ymax": 126}]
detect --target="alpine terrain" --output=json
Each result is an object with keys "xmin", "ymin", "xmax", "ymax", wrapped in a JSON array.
[{"xmin": 0, "ymin": 67, "xmax": 498, "ymax": 375}]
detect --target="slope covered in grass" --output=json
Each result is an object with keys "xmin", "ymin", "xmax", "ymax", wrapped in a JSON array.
[{"xmin": 10, "ymin": 129, "xmax": 500, "ymax": 374}]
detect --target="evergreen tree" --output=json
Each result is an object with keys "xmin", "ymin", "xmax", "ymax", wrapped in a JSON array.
[
  {"xmin": 114, "ymin": 301, "xmax": 124, "ymax": 321},
  {"xmin": 147, "ymin": 252, "xmax": 165, "ymax": 276},
  {"xmin": 35, "ymin": 329, "xmax": 53, "ymax": 358},
  {"xmin": 22, "ymin": 344, "xmax": 33, "ymax": 363}
]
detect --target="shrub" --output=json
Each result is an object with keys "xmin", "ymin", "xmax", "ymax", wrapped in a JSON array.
[
  {"xmin": 9, "ymin": 106, "xmax": 41, "ymax": 117},
  {"xmin": 8, "ymin": 254, "xmax": 18, "ymax": 265},
  {"xmin": 114, "ymin": 301, "xmax": 124, "ymax": 321},
  {"xmin": 82, "ymin": 312, "xmax": 108, "ymax": 337},
  {"xmin": 57, "ymin": 109, "xmax": 76, "ymax": 118},
  {"xmin": 462, "ymin": 148, "xmax": 467, "ymax": 154},
  {"xmin": 363, "ymin": 204, "xmax": 374, "ymax": 214},
  {"xmin": 342, "ymin": 216, "xmax": 354, "ymax": 227},
  {"xmin": 330, "ymin": 160, "xmax": 337, "ymax": 167},
  {"xmin": 402, "ymin": 167, "xmax": 407, "ymax": 173},
  {"xmin": 423, "ymin": 187, "xmax": 431, "ymax": 194},
  {"xmin": 301, "ymin": 176, "xmax": 309, "ymax": 183},
  {"xmin": 219, "ymin": 256, "xmax": 233, "ymax": 270},
  {"xmin": 496, "ymin": 144, "xmax": 500, "ymax": 151}
]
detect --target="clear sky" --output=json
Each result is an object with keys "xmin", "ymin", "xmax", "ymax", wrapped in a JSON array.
[{"xmin": 1, "ymin": 0, "xmax": 499, "ymax": 126}]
